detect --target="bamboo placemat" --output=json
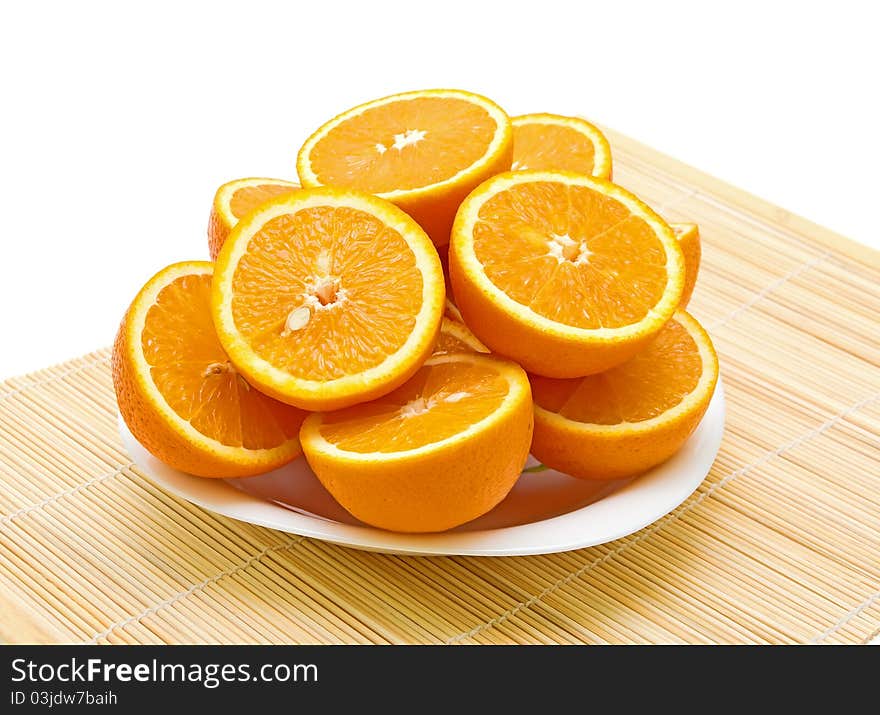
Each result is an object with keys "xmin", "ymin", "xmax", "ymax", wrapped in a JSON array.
[{"xmin": 1, "ymin": 130, "xmax": 878, "ymax": 645}]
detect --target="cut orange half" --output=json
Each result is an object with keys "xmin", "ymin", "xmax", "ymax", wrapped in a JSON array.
[
  {"xmin": 296, "ymin": 89, "xmax": 513, "ymax": 247},
  {"xmin": 207, "ymin": 177, "xmax": 300, "ymax": 259},
  {"xmin": 671, "ymin": 222, "xmax": 701, "ymax": 307},
  {"xmin": 300, "ymin": 353, "xmax": 533, "ymax": 532},
  {"xmin": 449, "ymin": 171, "xmax": 685, "ymax": 377},
  {"xmin": 530, "ymin": 311, "xmax": 718, "ymax": 480},
  {"xmin": 511, "ymin": 113, "xmax": 612, "ymax": 178},
  {"xmin": 112, "ymin": 261, "xmax": 306, "ymax": 478},
  {"xmin": 212, "ymin": 187, "xmax": 445, "ymax": 411},
  {"xmin": 434, "ymin": 317, "xmax": 489, "ymax": 355}
]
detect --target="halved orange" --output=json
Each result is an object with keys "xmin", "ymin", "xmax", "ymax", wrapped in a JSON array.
[
  {"xmin": 530, "ymin": 311, "xmax": 718, "ymax": 480},
  {"xmin": 112, "ymin": 261, "xmax": 306, "ymax": 477},
  {"xmin": 212, "ymin": 187, "xmax": 445, "ymax": 411},
  {"xmin": 434, "ymin": 317, "xmax": 489, "ymax": 355},
  {"xmin": 671, "ymin": 222, "xmax": 701, "ymax": 307},
  {"xmin": 300, "ymin": 353, "xmax": 533, "ymax": 532},
  {"xmin": 449, "ymin": 171, "xmax": 685, "ymax": 377},
  {"xmin": 296, "ymin": 89, "xmax": 513, "ymax": 247},
  {"xmin": 207, "ymin": 177, "xmax": 300, "ymax": 259},
  {"xmin": 511, "ymin": 113, "xmax": 612, "ymax": 178}
]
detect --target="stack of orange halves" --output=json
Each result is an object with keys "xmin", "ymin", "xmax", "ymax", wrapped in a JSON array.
[{"xmin": 114, "ymin": 89, "xmax": 719, "ymax": 533}]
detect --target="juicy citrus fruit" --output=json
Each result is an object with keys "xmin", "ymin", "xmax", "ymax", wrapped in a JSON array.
[
  {"xmin": 207, "ymin": 177, "xmax": 299, "ymax": 260},
  {"xmin": 300, "ymin": 353, "xmax": 533, "ymax": 532},
  {"xmin": 444, "ymin": 297, "xmax": 464, "ymax": 323},
  {"xmin": 529, "ymin": 311, "xmax": 718, "ymax": 480},
  {"xmin": 671, "ymin": 222, "xmax": 701, "ymax": 307},
  {"xmin": 434, "ymin": 317, "xmax": 489, "ymax": 355},
  {"xmin": 511, "ymin": 113, "xmax": 612, "ymax": 178},
  {"xmin": 112, "ymin": 261, "xmax": 306, "ymax": 477},
  {"xmin": 212, "ymin": 187, "xmax": 445, "ymax": 411},
  {"xmin": 449, "ymin": 170, "xmax": 685, "ymax": 377},
  {"xmin": 296, "ymin": 89, "xmax": 513, "ymax": 248}
]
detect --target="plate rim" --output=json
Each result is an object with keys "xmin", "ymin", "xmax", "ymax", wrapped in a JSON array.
[{"xmin": 119, "ymin": 379, "xmax": 725, "ymax": 557}]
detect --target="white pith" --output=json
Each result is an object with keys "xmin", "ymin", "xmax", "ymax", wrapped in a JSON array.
[
  {"xmin": 400, "ymin": 389, "xmax": 471, "ymax": 417},
  {"xmin": 547, "ymin": 232, "xmax": 592, "ymax": 265},
  {"xmin": 390, "ymin": 129, "xmax": 426, "ymax": 151},
  {"xmin": 203, "ymin": 360, "xmax": 236, "ymax": 377},
  {"xmin": 281, "ymin": 250, "xmax": 350, "ymax": 336}
]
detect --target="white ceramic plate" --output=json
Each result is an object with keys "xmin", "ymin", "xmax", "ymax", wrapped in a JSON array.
[{"xmin": 120, "ymin": 380, "xmax": 725, "ymax": 556}]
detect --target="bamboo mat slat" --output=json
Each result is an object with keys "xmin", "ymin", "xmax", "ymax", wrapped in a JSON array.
[{"xmin": 1, "ymin": 131, "xmax": 878, "ymax": 644}]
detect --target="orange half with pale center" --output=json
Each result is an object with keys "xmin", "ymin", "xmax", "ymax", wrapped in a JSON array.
[
  {"xmin": 113, "ymin": 261, "xmax": 306, "ymax": 477},
  {"xmin": 449, "ymin": 171, "xmax": 685, "ymax": 377},
  {"xmin": 300, "ymin": 353, "xmax": 533, "ymax": 532},
  {"xmin": 212, "ymin": 187, "xmax": 445, "ymax": 411},
  {"xmin": 297, "ymin": 89, "xmax": 513, "ymax": 247}
]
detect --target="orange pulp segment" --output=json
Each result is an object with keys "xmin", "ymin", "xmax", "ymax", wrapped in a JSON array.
[
  {"xmin": 434, "ymin": 317, "xmax": 489, "ymax": 355},
  {"xmin": 511, "ymin": 113, "xmax": 612, "ymax": 178},
  {"xmin": 444, "ymin": 297, "xmax": 464, "ymax": 323},
  {"xmin": 671, "ymin": 222, "xmax": 701, "ymax": 307}
]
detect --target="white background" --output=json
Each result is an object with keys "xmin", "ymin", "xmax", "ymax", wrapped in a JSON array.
[
  {"xmin": 1, "ymin": 1, "xmax": 878, "ymax": 645},
  {"xmin": 0, "ymin": 0, "xmax": 877, "ymax": 378}
]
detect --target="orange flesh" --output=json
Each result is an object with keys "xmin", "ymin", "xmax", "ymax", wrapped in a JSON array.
[
  {"xmin": 671, "ymin": 223, "xmax": 700, "ymax": 306},
  {"xmin": 444, "ymin": 298, "xmax": 463, "ymax": 323},
  {"xmin": 142, "ymin": 273, "xmax": 303, "ymax": 448},
  {"xmin": 673, "ymin": 223, "xmax": 699, "ymax": 252},
  {"xmin": 308, "ymin": 97, "xmax": 497, "ymax": 193},
  {"xmin": 231, "ymin": 206, "xmax": 423, "ymax": 381},
  {"xmin": 229, "ymin": 184, "xmax": 298, "ymax": 219},
  {"xmin": 474, "ymin": 181, "xmax": 668, "ymax": 328},
  {"xmin": 674, "ymin": 223, "xmax": 700, "ymax": 265},
  {"xmin": 434, "ymin": 320, "xmax": 484, "ymax": 355},
  {"xmin": 513, "ymin": 123, "xmax": 596, "ymax": 173},
  {"xmin": 531, "ymin": 318, "xmax": 701, "ymax": 424},
  {"xmin": 317, "ymin": 361, "xmax": 508, "ymax": 453},
  {"xmin": 434, "ymin": 331, "xmax": 472, "ymax": 355}
]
